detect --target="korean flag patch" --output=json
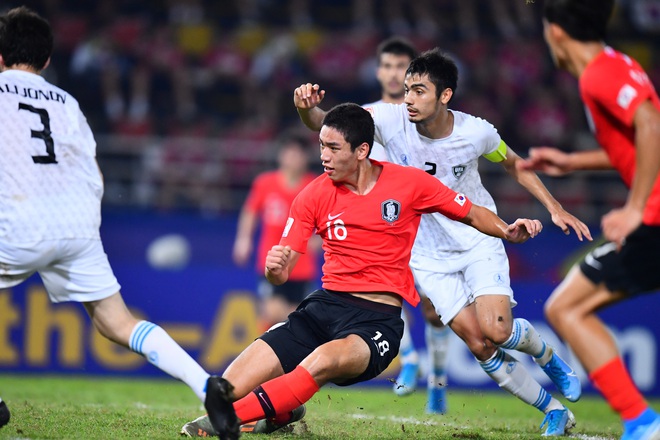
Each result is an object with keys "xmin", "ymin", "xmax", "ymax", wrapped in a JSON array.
[{"xmin": 454, "ymin": 193, "xmax": 467, "ymax": 206}]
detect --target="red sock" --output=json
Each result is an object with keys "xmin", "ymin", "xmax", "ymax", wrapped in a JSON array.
[
  {"xmin": 234, "ymin": 366, "xmax": 320, "ymax": 424},
  {"xmin": 589, "ymin": 357, "xmax": 648, "ymax": 420}
]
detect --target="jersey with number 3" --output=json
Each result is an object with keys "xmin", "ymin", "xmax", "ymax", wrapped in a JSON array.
[
  {"xmin": 280, "ymin": 161, "xmax": 472, "ymax": 306},
  {"xmin": 580, "ymin": 46, "xmax": 660, "ymax": 225},
  {"xmin": 0, "ymin": 70, "xmax": 103, "ymax": 243}
]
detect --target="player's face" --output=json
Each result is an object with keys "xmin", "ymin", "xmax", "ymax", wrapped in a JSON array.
[
  {"xmin": 278, "ymin": 143, "xmax": 308, "ymax": 174},
  {"xmin": 404, "ymin": 73, "xmax": 444, "ymax": 124},
  {"xmin": 319, "ymin": 126, "xmax": 360, "ymax": 182},
  {"xmin": 377, "ymin": 53, "xmax": 412, "ymax": 102}
]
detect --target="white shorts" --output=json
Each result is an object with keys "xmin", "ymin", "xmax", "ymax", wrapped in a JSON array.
[
  {"xmin": 0, "ymin": 238, "xmax": 121, "ymax": 303},
  {"xmin": 410, "ymin": 237, "xmax": 516, "ymax": 325}
]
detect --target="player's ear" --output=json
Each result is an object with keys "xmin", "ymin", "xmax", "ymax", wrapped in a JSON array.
[
  {"xmin": 357, "ymin": 142, "xmax": 370, "ymax": 160},
  {"xmin": 546, "ymin": 21, "xmax": 567, "ymax": 44},
  {"xmin": 440, "ymin": 87, "xmax": 453, "ymax": 105},
  {"xmin": 42, "ymin": 57, "xmax": 51, "ymax": 71}
]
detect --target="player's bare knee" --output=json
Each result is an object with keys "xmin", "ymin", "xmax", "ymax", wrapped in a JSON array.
[
  {"xmin": 544, "ymin": 298, "xmax": 564, "ymax": 327},
  {"xmin": 484, "ymin": 321, "xmax": 513, "ymax": 346},
  {"xmin": 465, "ymin": 336, "xmax": 496, "ymax": 361}
]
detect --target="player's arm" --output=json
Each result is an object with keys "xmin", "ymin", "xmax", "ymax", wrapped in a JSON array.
[
  {"xmin": 517, "ymin": 146, "xmax": 612, "ymax": 175},
  {"xmin": 232, "ymin": 206, "xmax": 257, "ymax": 266},
  {"xmin": 602, "ymin": 100, "xmax": 660, "ymax": 246},
  {"xmin": 265, "ymin": 245, "xmax": 301, "ymax": 285},
  {"xmin": 626, "ymin": 100, "xmax": 660, "ymax": 216},
  {"xmin": 294, "ymin": 83, "xmax": 327, "ymax": 131},
  {"xmin": 497, "ymin": 142, "xmax": 592, "ymax": 241},
  {"xmin": 460, "ymin": 204, "xmax": 542, "ymax": 244}
]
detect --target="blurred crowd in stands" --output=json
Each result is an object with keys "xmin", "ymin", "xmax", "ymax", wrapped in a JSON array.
[{"xmin": 9, "ymin": 0, "xmax": 660, "ymax": 218}]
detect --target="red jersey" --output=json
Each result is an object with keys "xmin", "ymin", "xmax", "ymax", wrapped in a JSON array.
[
  {"xmin": 580, "ymin": 47, "xmax": 660, "ymax": 225},
  {"xmin": 280, "ymin": 161, "xmax": 472, "ymax": 306},
  {"xmin": 245, "ymin": 170, "xmax": 317, "ymax": 280}
]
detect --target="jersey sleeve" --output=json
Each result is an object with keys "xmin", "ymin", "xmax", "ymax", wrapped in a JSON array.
[
  {"xmin": 582, "ymin": 58, "xmax": 655, "ymax": 127},
  {"xmin": 279, "ymin": 186, "xmax": 316, "ymax": 254},
  {"xmin": 364, "ymin": 103, "xmax": 404, "ymax": 148},
  {"xmin": 411, "ymin": 167, "xmax": 473, "ymax": 220},
  {"xmin": 471, "ymin": 116, "xmax": 502, "ymax": 159}
]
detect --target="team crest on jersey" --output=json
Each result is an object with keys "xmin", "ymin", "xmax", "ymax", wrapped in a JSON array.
[
  {"xmin": 381, "ymin": 199, "xmax": 401, "ymax": 223},
  {"xmin": 452, "ymin": 165, "xmax": 467, "ymax": 178}
]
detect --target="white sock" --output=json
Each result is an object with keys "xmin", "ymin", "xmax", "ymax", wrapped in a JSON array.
[
  {"xmin": 399, "ymin": 310, "xmax": 419, "ymax": 366},
  {"xmin": 479, "ymin": 348, "xmax": 563, "ymax": 414},
  {"xmin": 426, "ymin": 323, "xmax": 450, "ymax": 388},
  {"xmin": 129, "ymin": 321, "xmax": 210, "ymax": 402},
  {"xmin": 500, "ymin": 318, "xmax": 552, "ymax": 366}
]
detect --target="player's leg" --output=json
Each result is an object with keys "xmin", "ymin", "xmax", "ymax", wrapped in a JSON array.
[
  {"xmin": 83, "ymin": 292, "xmax": 210, "ymax": 401},
  {"xmin": 421, "ymin": 296, "xmax": 450, "ymax": 414},
  {"xmin": 409, "ymin": 257, "xmax": 464, "ymax": 412},
  {"xmin": 467, "ymin": 241, "xmax": 581, "ymax": 402},
  {"xmin": 475, "ymin": 293, "xmax": 581, "ymax": 402},
  {"xmin": 546, "ymin": 242, "xmax": 660, "ymax": 440},
  {"xmin": 393, "ymin": 306, "xmax": 419, "ymax": 396},
  {"xmin": 450, "ymin": 304, "xmax": 575, "ymax": 436},
  {"xmin": 41, "ymin": 239, "xmax": 211, "ymax": 402},
  {"xmin": 204, "ymin": 290, "xmax": 403, "ymax": 439},
  {"xmin": 182, "ymin": 321, "xmax": 295, "ymax": 438}
]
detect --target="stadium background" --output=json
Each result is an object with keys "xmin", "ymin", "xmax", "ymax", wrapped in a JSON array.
[{"xmin": 1, "ymin": 0, "xmax": 659, "ymax": 396}]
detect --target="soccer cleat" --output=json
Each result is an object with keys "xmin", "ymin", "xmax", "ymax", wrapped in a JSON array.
[
  {"xmin": 426, "ymin": 386, "xmax": 447, "ymax": 414},
  {"xmin": 180, "ymin": 414, "xmax": 216, "ymax": 437},
  {"xmin": 540, "ymin": 408, "xmax": 576, "ymax": 436},
  {"xmin": 241, "ymin": 405, "xmax": 306, "ymax": 434},
  {"xmin": 0, "ymin": 400, "xmax": 9, "ymax": 428},
  {"xmin": 204, "ymin": 376, "xmax": 240, "ymax": 440},
  {"xmin": 393, "ymin": 362, "xmax": 419, "ymax": 396},
  {"xmin": 621, "ymin": 414, "xmax": 660, "ymax": 440},
  {"xmin": 541, "ymin": 350, "xmax": 582, "ymax": 402}
]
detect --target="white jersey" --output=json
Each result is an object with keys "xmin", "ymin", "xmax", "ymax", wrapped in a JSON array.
[
  {"xmin": 0, "ymin": 70, "xmax": 103, "ymax": 243},
  {"xmin": 362, "ymin": 99, "xmax": 388, "ymax": 162},
  {"xmin": 371, "ymin": 103, "xmax": 502, "ymax": 259}
]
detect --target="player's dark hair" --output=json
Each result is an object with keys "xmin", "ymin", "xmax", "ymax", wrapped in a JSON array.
[
  {"xmin": 406, "ymin": 48, "xmax": 458, "ymax": 100},
  {"xmin": 544, "ymin": 0, "xmax": 614, "ymax": 42},
  {"xmin": 0, "ymin": 7, "xmax": 53, "ymax": 70},
  {"xmin": 322, "ymin": 103, "xmax": 374, "ymax": 154},
  {"xmin": 277, "ymin": 133, "xmax": 308, "ymax": 153},
  {"xmin": 377, "ymin": 36, "xmax": 418, "ymax": 64}
]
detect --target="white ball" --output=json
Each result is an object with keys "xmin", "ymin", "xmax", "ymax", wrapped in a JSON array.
[{"xmin": 146, "ymin": 234, "xmax": 191, "ymax": 270}]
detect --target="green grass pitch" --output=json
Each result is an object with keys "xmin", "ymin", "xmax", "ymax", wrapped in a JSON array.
[{"xmin": 0, "ymin": 374, "xmax": 657, "ymax": 439}]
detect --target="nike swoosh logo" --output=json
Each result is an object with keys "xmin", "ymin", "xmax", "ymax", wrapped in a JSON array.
[
  {"xmin": 328, "ymin": 212, "xmax": 344, "ymax": 220},
  {"xmin": 258, "ymin": 392, "xmax": 271, "ymax": 410}
]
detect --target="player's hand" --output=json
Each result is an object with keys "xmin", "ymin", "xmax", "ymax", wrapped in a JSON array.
[
  {"xmin": 602, "ymin": 206, "xmax": 642, "ymax": 250},
  {"xmin": 505, "ymin": 218, "xmax": 542, "ymax": 243},
  {"xmin": 516, "ymin": 147, "xmax": 572, "ymax": 176},
  {"xmin": 294, "ymin": 83, "xmax": 325, "ymax": 110},
  {"xmin": 549, "ymin": 208, "xmax": 593, "ymax": 242},
  {"xmin": 265, "ymin": 245, "xmax": 292, "ymax": 276},
  {"xmin": 232, "ymin": 237, "xmax": 251, "ymax": 266}
]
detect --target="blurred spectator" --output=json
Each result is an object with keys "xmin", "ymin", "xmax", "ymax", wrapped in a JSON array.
[{"xmin": 27, "ymin": 0, "xmax": 657, "ymax": 221}]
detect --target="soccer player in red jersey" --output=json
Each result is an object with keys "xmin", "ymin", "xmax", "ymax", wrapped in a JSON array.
[
  {"xmin": 518, "ymin": 1, "xmax": 660, "ymax": 439},
  {"xmin": 233, "ymin": 134, "xmax": 319, "ymax": 330},
  {"xmin": 202, "ymin": 103, "xmax": 543, "ymax": 439}
]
